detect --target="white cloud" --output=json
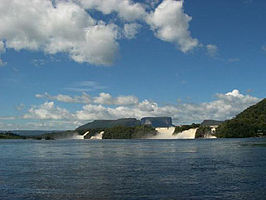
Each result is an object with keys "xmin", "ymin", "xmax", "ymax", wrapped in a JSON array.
[
  {"xmin": 36, "ymin": 92, "xmax": 92, "ymax": 104},
  {"xmin": 0, "ymin": 0, "xmax": 119, "ymax": 65},
  {"xmin": 0, "ymin": 0, "xmax": 204, "ymax": 65},
  {"xmin": 36, "ymin": 92, "xmax": 138, "ymax": 106},
  {"xmin": 23, "ymin": 102, "xmax": 73, "ymax": 120},
  {"xmin": 76, "ymin": 0, "xmax": 147, "ymax": 21},
  {"xmin": 146, "ymin": 0, "xmax": 198, "ymax": 52},
  {"xmin": 76, "ymin": 89, "xmax": 260, "ymax": 123},
  {"xmin": 206, "ymin": 44, "xmax": 218, "ymax": 57},
  {"xmin": 0, "ymin": 41, "xmax": 5, "ymax": 53},
  {"xmin": 262, "ymin": 45, "xmax": 266, "ymax": 51},
  {"xmin": 123, "ymin": 23, "xmax": 141, "ymax": 39},
  {"xmin": 0, "ymin": 41, "xmax": 5, "ymax": 66},
  {"xmin": 94, "ymin": 92, "xmax": 139, "ymax": 105},
  {"xmin": 176, "ymin": 90, "xmax": 259, "ymax": 123},
  {"xmin": 9, "ymin": 89, "xmax": 261, "ymax": 128},
  {"xmin": 0, "ymin": 116, "xmax": 16, "ymax": 120}
]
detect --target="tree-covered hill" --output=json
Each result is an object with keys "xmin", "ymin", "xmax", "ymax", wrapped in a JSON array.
[
  {"xmin": 216, "ymin": 98, "xmax": 266, "ymax": 138},
  {"xmin": 102, "ymin": 125, "xmax": 156, "ymax": 139},
  {"xmin": 76, "ymin": 118, "xmax": 141, "ymax": 132}
]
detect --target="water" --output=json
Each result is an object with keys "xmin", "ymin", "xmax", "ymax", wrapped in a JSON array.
[{"xmin": 0, "ymin": 138, "xmax": 266, "ymax": 200}]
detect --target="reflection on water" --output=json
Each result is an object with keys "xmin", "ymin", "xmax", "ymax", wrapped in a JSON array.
[{"xmin": 0, "ymin": 138, "xmax": 266, "ymax": 200}]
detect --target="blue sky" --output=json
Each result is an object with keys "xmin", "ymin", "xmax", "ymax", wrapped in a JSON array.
[{"xmin": 0, "ymin": 0, "xmax": 265, "ymax": 130}]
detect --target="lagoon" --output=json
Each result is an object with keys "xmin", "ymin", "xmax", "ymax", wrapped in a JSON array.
[{"xmin": 0, "ymin": 138, "xmax": 266, "ymax": 199}]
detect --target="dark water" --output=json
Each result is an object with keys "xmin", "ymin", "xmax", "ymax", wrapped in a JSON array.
[{"xmin": 0, "ymin": 138, "xmax": 266, "ymax": 200}]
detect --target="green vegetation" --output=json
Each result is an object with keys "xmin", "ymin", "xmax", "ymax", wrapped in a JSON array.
[
  {"xmin": 35, "ymin": 130, "xmax": 77, "ymax": 140},
  {"xmin": 195, "ymin": 126, "xmax": 211, "ymax": 138},
  {"xmin": 216, "ymin": 98, "xmax": 266, "ymax": 138},
  {"xmin": 0, "ymin": 132, "xmax": 26, "ymax": 139},
  {"xmin": 173, "ymin": 123, "xmax": 200, "ymax": 135},
  {"xmin": 76, "ymin": 118, "xmax": 141, "ymax": 131},
  {"xmin": 102, "ymin": 125, "xmax": 156, "ymax": 139}
]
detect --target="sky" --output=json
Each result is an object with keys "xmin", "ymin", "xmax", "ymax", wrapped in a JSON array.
[{"xmin": 0, "ymin": 0, "xmax": 265, "ymax": 130}]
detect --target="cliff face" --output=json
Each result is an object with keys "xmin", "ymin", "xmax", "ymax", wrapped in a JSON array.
[{"xmin": 141, "ymin": 117, "xmax": 173, "ymax": 127}]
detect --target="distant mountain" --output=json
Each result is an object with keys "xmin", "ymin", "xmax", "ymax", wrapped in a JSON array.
[
  {"xmin": 141, "ymin": 117, "xmax": 173, "ymax": 127},
  {"xmin": 216, "ymin": 98, "xmax": 266, "ymax": 138},
  {"xmin": 201, "ymin": 120, "xmax": 223, "ymax": 126},
  {"xmin": 76, "ymin": 118, "xmax": 141, "ymax": 132}
]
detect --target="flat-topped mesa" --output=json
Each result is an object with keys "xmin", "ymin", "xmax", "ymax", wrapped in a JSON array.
[
  {"xmin": 140, "ymin": 117, "xmax": 173, "ymax": 128},
  {"xmin": 201, "ymin": 120, "xmax": 223, "ymax": 126},
  {"xmin": 76, "ymin": 118, "xmax": 141, "ymax": 131}
]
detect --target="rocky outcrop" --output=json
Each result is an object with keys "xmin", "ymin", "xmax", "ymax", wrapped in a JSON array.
[{"xmin": 140, "ymin": 117, "xmax": 173, "ymax": 127}]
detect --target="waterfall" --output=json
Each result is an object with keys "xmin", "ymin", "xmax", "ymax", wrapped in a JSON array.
[
  {"xmin": 90, "ymin": 131, "xmax": 104, "ymax": 139},
  {"xmin": 148, "ymin": 127, "xmax": 198, "ymax": 139}
]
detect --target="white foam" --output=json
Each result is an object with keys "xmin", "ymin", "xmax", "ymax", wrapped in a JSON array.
[
  {"xmin": 148, "ymin": 127, "xmax": 198, "ymax": 139},
  {"xmin": 90, "ymin": 131, "xmax": 104, "ymax": 140},
  {"xmin": 175, "ymin": 128, "xmax": 197, "ymax": 139},
  {"xmin": 72, "ymin": 131, "xmax": 90, "ymax": 140}
]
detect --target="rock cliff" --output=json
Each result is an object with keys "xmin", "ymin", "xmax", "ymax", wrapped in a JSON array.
[{"xmin": 141, "ymin": 117, "xmax": 173, "ymax": 127}]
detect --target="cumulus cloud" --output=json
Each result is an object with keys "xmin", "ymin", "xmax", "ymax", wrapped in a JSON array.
[
  {"xmin": 146, "ymin": 0, "xmax": 198, "ymax": 52},
  {"xmin": 0, "ymin": 0, "xmax": 118, "ymax": 65},
  {"xmin": 0, "ymin": 41, "xmax": 5, "ymax": 66},
  {"xmin": 94, "ymin": 92, "xmax": 139, "ymax": 105},
  {"xmin": 0, "ymin": 41, "xmax": 5, "ymax": 53},
  {"xmin": 206, "ymin": 44, "xmax": 218, "ymax": 57},
  {"xmin": 36, "ymin": 92, "xmax": 92, "ymax": 104},
  {"xmin": 23, "ymin": 102, "xmax": 73, "ymax": 120},
  {"xmin": 0, "ymin": 0, "xmax": 202, "ymax": 66},
  {"xmin": 176, "ymin": 89, "xmax": 259, "ymax": 123},
  {"xmin": 123, "ymin": 23, "xmax": 141, "ymax": 39},
  {"xmin": 36, "ymin": 92, "xmax": 138, "ymax": 106},
  {"xmin": 74, "ymin": 90, "xmax": 259, "ymax": 123},
  {"xmin": 22, "ymin": 89, "xmax": 260, "ymax": 126}
]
